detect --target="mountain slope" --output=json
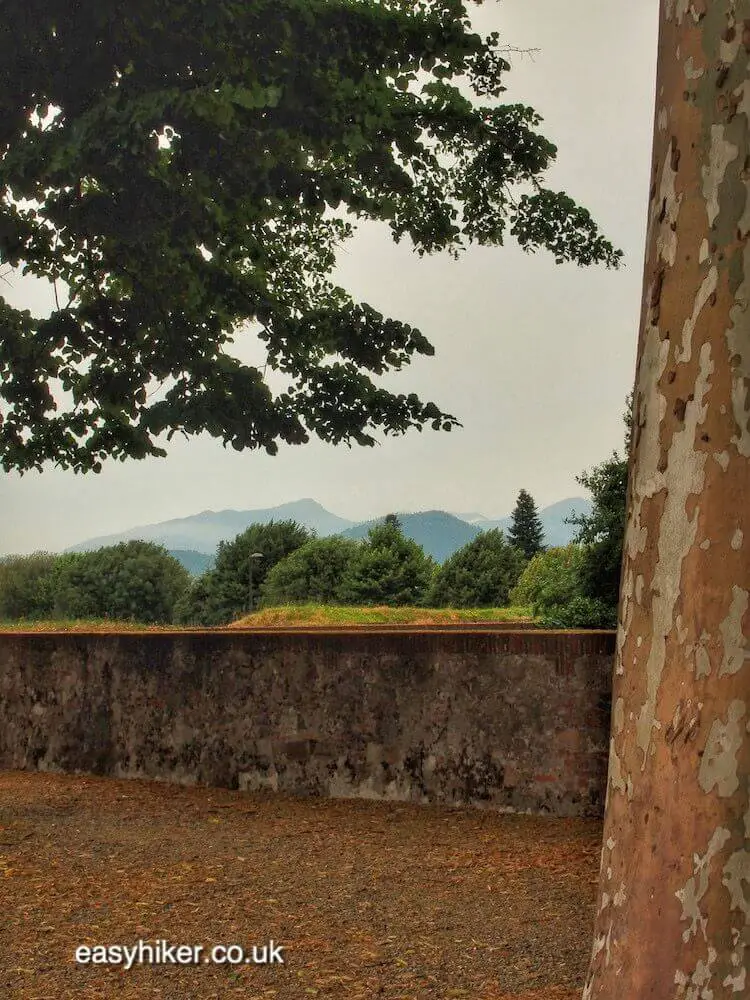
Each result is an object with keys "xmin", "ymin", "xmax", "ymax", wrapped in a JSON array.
[
  {"xmin": 66, "ymin": 499, "xmax": 356, "ymax": 555},
  {"xmin": 537, "ymin": 497, "xmax": 594, "ymax": 547},
  {"xmin": 340, "ymin": 511, "xmax": 482, "ymax": 563},
  {"xmin": 168, "ymin": 549, "xmax": 216, "ymax": 576}
]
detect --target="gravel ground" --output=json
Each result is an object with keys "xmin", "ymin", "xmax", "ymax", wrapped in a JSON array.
[{"xmin": 0, "ymin": 771, "xmax": 600, "ymax": 999}]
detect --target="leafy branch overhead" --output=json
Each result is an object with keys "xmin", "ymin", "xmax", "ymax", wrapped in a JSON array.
[{"xmin": 0, "ymin": 0, "xmax": 622, "ymax": 472}]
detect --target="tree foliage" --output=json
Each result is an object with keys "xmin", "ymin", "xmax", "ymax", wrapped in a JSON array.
[
  {"xmin": 507, "ymin": 459, "xmax": 628, "ymax": 628},
  {"xmin": 566, "ymin": 452, "xmax": 628, "ymax": 619},
  {"xmin": 506, "ymin": 488, "xmax": 545, "ymax": 560},
  {"xmin": 535, "ymin": 593, "xmax": 615, "ymax": 629},
  {"xmin": 260, "ymin": 535, "xmax": 361, "ymax": 606},
  {"xmin": 339, "ymin": 514, "xmax": 435, "ymax": 606},
  {"xmin": 175, "ymin": 520, "xmax": 310, "ymax": 625},
  {"xmin": 0, "ymin": 551, "xmax": 62, "ymax": 619},
  {"xmin": 173, "ymin": 572, "xmax": 215, "ymax": 627},
  {"xmin": 507, "ymin": 397, "xmax": 631, "ymax": 628},
  {"xmin": 1, "ymin": 0, "xmax": 621, "ymax": 473},
  {"xmin": 563, "ymin": 395, "xmax": 632, "ymax": 624},
  {"xmin": 53, "ymin": 541, "xmax": 190, "ymax": 622},
  {"xmin": 509, "ymin": 543, "xmax": 583, "ymax": 612},
  {"xmin": 428, "ymin": 528, "xmax": 525, "ymax": 607}
]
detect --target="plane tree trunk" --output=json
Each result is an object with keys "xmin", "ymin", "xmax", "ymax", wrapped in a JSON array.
[{"xmin": 583, "ymin": 1, "xmax": 750, "ymax": 996}]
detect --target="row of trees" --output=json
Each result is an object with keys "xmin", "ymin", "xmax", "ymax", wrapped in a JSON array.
[
  {"xmin": 0, "ymin": 543, "xmax": 190, "ymax": 624},
  {"xmin": 175, "ymin": 514, "xmax": 532, "ymax": 625},
  {"xmin": 0, "ymin": 520, "xmax": 517, "ymax": 625},
  {"xmin": 0, "ymin": 468, "xmax": 627, "ymax": 626},
  {"xmin": 0, "ymin": 487, "xmax": 547, "ymax": 624}
]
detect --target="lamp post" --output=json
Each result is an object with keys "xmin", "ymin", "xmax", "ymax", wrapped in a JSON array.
[{"xmin": 248, "ymin": 551, "xmax": 263, "ymax": 614}]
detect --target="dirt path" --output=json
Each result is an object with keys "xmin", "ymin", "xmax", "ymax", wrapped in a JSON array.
[{"xmin": 0, "ymin": 772, "xmax": 599, "ymax": 999}]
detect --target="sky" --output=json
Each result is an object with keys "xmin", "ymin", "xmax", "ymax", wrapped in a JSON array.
[{"xmin": 1, "ymin": 0, "xmax": 660, "ymax": 555}]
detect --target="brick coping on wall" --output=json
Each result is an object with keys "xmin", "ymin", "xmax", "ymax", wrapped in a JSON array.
[
  {"xmin": 0, "ymin": 628, "xmax": 617, "ymax": 662},
  {"xmin": 0, "ymin": 626, "xmax": 617, "ymax": 638}
]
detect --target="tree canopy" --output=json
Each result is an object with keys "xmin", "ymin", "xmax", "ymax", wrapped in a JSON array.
[
  {"xmin": 1, "ymin": 0, "xmax": 620, "ymax": 473},
  {"xmin": 0, "ymin": 552, "xmax": 61, "ymax": 619},
  {"xmin": 428, "ymin": 528, "xmax": 525, "ymax": 607},
  {"xmin": 565, "ymin": 452, "xmax": 627, "ymax": 619},
  {"xmin": 509, "ymin": 543, "xmax": 582, "ymax": 610},
  {"xmin": 339, "ymin": 514, "xmax": 435, "ymax": 606},
  {"xmin": 175, "ymin": 519, "xmax": 310, "ymax": 624},
  {"xmin": 53, "ymin": 541, "xmax": 190, "ymax": 622},
  {"xmin": 260, "ymin": 535, "xmax": 361, "ymax": 606},
  {"xmin": 564, "ymin": 395, "xmax": 631, "ymax": 624}
]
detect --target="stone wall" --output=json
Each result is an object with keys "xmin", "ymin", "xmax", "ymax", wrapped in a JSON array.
[{"xmin": 0, "ymin": 629, "xmax": 615, "ymax": 817}]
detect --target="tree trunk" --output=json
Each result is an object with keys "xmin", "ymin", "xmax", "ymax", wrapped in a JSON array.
[{"xmin": 583, "ymin": 2, "xmax": 750, "ymax": 996}]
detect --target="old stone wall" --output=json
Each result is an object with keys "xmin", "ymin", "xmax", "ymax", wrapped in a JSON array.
[{"xmin": 0, "ymin": 630, "xmax": 615, "ymax": 817}]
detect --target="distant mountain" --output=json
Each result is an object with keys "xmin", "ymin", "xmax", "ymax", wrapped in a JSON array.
[
  {"xmin": 67, "ymin": 495, "xmax": 594, "ymax": 565},
  {"xmin": 537, "ymin": 497, "xmax": 593, "ymax": 546},
  {"xmin": 168, "ymin": 549, "xmax": 215, "ymax": 576},
  {"xmin": 340, "ymin": 510, "xmax": 482, "ymax": 564},
  {"xmin": 451, "ymin": 512, "xmax": 493, "ymax": 526},
  {"xmin": 345, "ymin": 498, "xmax": 592, "ymax": 562},
  {"xmin": 66, "ymin": 499, "xmax": 356, "ymax": 555}
]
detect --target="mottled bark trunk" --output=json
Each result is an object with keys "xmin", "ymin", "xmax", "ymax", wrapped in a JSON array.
[{"xmin": 583, "ymin": 2, "xmax": 750, "ymax": 997}]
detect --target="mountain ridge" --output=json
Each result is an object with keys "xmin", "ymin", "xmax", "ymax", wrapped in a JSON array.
[
  {"xmin": 66, "ymin": 498, "xmax": 355, "ymax": 554},
  {"xmin": 65, "ymin": 496, "xmax": 593, "ymax": 565}
]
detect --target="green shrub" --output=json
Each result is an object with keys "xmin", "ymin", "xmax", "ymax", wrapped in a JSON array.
[
  {"xmin": 509, "ymin": 544, "xmax": 584, "ymax": 610},
  {"xmin": 510, "ymin": 544, "xmax": 618, "ymax": 628},
  {"xmin": 537, "ymin": 595, "xmax": 617, "ymax": 629}
]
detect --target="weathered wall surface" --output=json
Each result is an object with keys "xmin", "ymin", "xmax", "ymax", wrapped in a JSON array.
[{"xmin": 0, "ymin": 630, "xmax": 615, "ymax": 817}]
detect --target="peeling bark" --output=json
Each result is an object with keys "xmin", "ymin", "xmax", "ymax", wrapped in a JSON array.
[{"xmin": 584, "ymin": 2, "xmax": 750, "ymax": 997}]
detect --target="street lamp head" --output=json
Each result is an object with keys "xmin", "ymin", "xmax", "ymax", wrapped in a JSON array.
[{"xmin": 250, "ymin": 552, "xmax": 263, "ymax": 559}]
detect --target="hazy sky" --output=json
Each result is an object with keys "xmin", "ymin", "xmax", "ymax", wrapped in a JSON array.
[{"xmin": 1, "ymin": 1, "xmax": 659, "ymax": 555}]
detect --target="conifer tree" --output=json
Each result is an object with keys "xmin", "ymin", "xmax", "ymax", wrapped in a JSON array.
[
  {"xmin": 506, "ymin": 490, "xmax": 545, "ymax": 560},
  {"xmin": 339, "ymin": 514, "xmax": 434, "ymax": 606}
]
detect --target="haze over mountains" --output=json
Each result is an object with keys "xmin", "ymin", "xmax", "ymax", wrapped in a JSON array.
[{"xmin": 65, "ymin": 496, "xmax": 593, "ymax": 571}]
